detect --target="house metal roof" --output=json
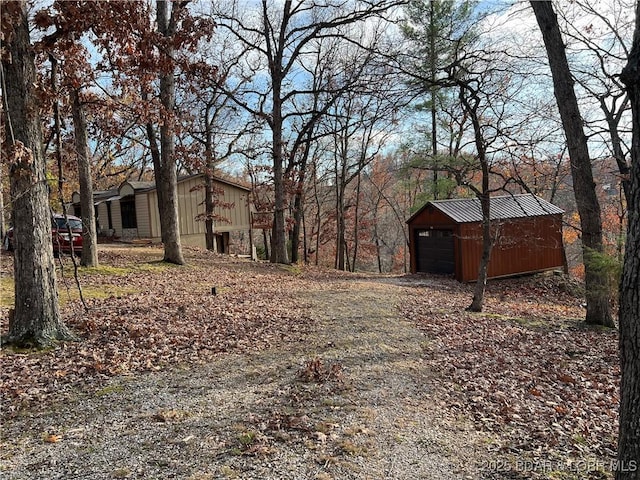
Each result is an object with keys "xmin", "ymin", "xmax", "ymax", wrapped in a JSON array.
[{"xmin": 410, "ymin": 194, "xmax": 564, "ymax": 224}]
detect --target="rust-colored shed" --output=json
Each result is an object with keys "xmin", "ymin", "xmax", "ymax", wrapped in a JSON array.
[{"xmin": 407, "ymin": 194, "xmax": 566, "ymax": 282}]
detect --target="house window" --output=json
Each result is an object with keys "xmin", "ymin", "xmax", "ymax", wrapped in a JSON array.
[{"xmin": 120, "ymin": 197, "xmax": 137, "ymax": 229}]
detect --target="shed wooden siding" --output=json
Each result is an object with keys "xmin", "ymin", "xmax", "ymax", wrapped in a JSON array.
[
  {"xmin": 455, "ymin": 216, "xmax": 565, "ymax": 282},
  {"xmin": 407, "ymin": 195, "xmax": 566, "ymax": 282}
]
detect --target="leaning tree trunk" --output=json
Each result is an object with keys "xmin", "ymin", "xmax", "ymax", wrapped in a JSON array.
[
  {"xmin": 155, "ymin": 0, "xmax": 184, "ymax": 265},
  {"xmin": 460, "ymin": 82, "xmax": 493, "ymax": 313},
  {"xmin": 617, "ymin": 3, "xmax": 640, "ymax": 476},
  {"xmin": 71, "ymin": 88, "xmax": 98, "ymax": 267},
  {"xmin": 532, "ymin": 1, "xmax": 614, "ymax": 327},
  {"xmin": 2, "ymin": 0, "xmax": 74, "ymax": 347}
]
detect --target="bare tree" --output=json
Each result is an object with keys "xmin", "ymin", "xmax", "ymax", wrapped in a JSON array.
[
  {"xmin": 556, "ymin": 0, "xmax": 634, "ymax": 202},
  {"xmin": 322, "ymin": 69, "xmax": 401, "ymax": 271},
  {"xmin": 71, "ymin": 88, "xmax": 99, "ymax": 267},
  {"xmin": 182, "ymin": 62, "xmax": 260, "ymax": 251},
  {"xmin": 149, "ymin": 0, "xmax": 186, "ymax": 265},
  {"xmin": 214, "ymin": 0, "xmax": 402, "ymax": 264},
  {"xmin": 1, "ymin": 1, "xmax": 74, "ymax": 347},
  {"xmin": 532, "ymin": 1, "xmax": 615, "ymax": 327},
  {"xmin": 33, "ymin": 1, "xmax": 106, "ymax": 267}
]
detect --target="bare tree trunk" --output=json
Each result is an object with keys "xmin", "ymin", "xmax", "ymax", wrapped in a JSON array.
[
  {"xmin": 617, "ymin": 2, "xmax": 640, "ymax": 475},
  {"xmin": 71, "ymin": 88, "xmax": 98, "ymax": 267},
  {"xmin": 2, "ymin": 0, "xmax": 74, "ymax": 347},
  {"xmin": 290, "ymin": 190, "xmax": 304, "ymax": 263},
  {"xmin": 429, "ymin": 0, "xmax": 439, "ymax": 200},
  {"xmin": 336, "ymin": 182, "xmax": 347, "ymax": 271},
  {"xmin": 313, "ymin": 174, "xmax": 322, "ymax": 267},
  {"xmin": 468, "ymin": 192, "xmax": 492, "ymax": 312},
  {"xmin": 262, "ymin": 229, "xmax": 270, "ymax": 260},
  {"xmin": 302, "ymin": 207, "xmax": 308, "ymax": 264},
  {"xmin": 460, "ymin": 83, "xmax": 492, "ymax": 312},
  {"xmin": 375, "ymin": 226, "xmax": 383, "ymax": 273},
  {"xmin": 204, "ymin": 172, "xmax": 215, "ymax": 251},
  {"xmin": 290, "ymin": 137, "xmax": 312, "ymax": 264},
  {"xmin": 266, "ymin": 4, "xmax": 289, "ymax": 265},
  {"xmin": 0, "ymin": 168, "xmax": 5, "ymax": 241},
  {"xmin": 270, "ymin": 96, "xmax": 289, "ymax": 263},
  {"xmin": 155, "ymin": 0, "xmax": 184, "ymax": 265},
  {"xmin": 532, "ymin": 1, "xmax": 613, "ymax": 327},
  {"xmin": 203, "ymin": 108, "xmax": 216, "ymax": 252},
  {"xmin": 351, "ymin": 171, "xmax": 362, "ymax": 272}
]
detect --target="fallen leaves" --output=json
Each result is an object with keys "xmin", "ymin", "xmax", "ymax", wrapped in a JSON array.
[
  {"xmin": 400, "ymin": 272, "xmax": 619, "ymax": 473},
  {"xmin": 43, "ymin": 433, "xmax": 61, "ymax": 443},
  {"xmin": 0, "ymin": 248, "xmax": 621, "ymax": 476},
  {"xmin": 1, "ymin": 247, "xmax": 314, "ymax": 413}
]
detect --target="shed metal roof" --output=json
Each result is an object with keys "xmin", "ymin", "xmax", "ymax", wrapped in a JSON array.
[{"xmin": 411, "ymin": 194, "xmax": 564, "ymax": 224}]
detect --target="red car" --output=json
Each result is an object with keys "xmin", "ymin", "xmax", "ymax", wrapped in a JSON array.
[{"xmin": 3, "ymin": 213, "xmax": 84, "ymax": 257}]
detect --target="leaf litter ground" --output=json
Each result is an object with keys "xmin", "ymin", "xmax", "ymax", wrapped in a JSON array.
[{"xmin": 0, "ymin": 246, "xmax": 619, "ymax": 479}]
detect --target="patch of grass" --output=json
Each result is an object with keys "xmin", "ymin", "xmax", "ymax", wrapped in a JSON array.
[
  {"xmin": 76, "ymin": 265, "xmax": 131, "ymax": 276},
  {"xmin": 56, "ymin": 284, "xmax": 139, "ymax": 304},
  {"xmin": 280, "ymin": 264, "xmax": 303, "ymax": 275},
  {"xmin": 219, "ymin": 465, "xmax": 239, "ymax": 478},
  {"xmin": 137, "ymin": 260, "xmax": 179, "ymax": 272},
  {"xmin": 152, "ymin": 409, "xmax": 191, "ymax": 422},
  {"xmin": 2, "ymin": 263, "xmax": 146, "ymax": 308},
  {"xmin": 236, "ymin": 429, "xmax": 257, "ymax": 447},
  {"xmin": 337, "ymin": 440, "xmax": 369, "ymax": 456},
  {"xmin": 95, "ymin": 385, "xmax": 125, "ymax": 397},
  {"xmin": 81, "ymin": 260, "xmax": 176, "ymax": 275},
  {"xmin": 111, "ymin": 467, "xmax": 132, "ymax": 478},
  {"xmin": 315, "ymin": 421, "xmax": 338, "ymax": 434},
  {"xmin": 0, "ymin": 277, "xmax": 14, "ymax": 307}
]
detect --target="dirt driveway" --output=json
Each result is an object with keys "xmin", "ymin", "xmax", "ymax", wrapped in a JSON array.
[{"xmin": 1, "ymin": 266, "xmax": 483, "ymax": 479}]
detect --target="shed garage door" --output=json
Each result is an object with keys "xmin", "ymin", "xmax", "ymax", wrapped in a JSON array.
[{"xmin": 415, "ymin": 229, "xmax": 454, "ymax": 274}]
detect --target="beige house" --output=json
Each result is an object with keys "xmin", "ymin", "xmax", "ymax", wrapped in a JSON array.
[{"xmin": 71, "ymin": 174, "xmax": 252, "ymax": 253}]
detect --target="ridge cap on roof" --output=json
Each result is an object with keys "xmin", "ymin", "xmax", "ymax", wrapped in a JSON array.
[{"xmin": 430, "ymin": 193, "xmax": 534, "ymax": 203}]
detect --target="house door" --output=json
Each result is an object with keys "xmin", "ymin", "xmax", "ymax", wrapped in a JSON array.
[{"xmin": 415, "ymin": 229, "xmax": 454, "ymax": 274}]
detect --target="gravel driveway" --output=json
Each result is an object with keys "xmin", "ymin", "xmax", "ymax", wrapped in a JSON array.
[{"xmin": 1, "ymin": 276, "xmax": 483, "ymax": 479}]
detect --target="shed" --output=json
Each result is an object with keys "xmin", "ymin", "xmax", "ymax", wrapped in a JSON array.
[{"xmin": 407, "ymin": 194, "xmax": 566, "ymax": 282}]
